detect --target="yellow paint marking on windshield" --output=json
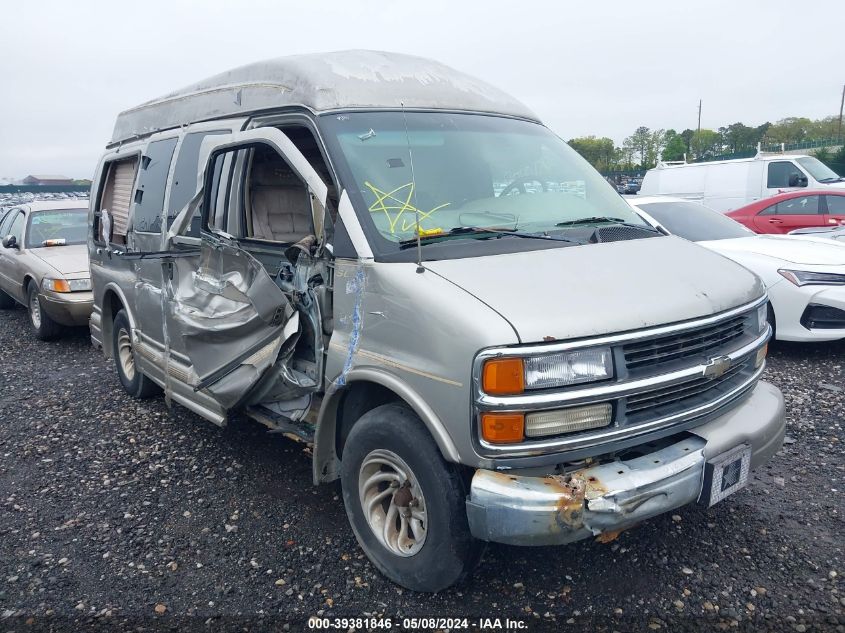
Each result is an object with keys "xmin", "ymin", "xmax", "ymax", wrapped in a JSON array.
[{"xmin": 364, "ymin": 181, "xmax": 449, "ymax": 234}]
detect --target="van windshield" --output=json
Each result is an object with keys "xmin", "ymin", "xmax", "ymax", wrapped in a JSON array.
[
  {"xmin": 320, "ymin": 112, "xmax": 645, "ymax": 256},
  {"xmin": 796, "ymin": 157, "xmax": 843, "ymax": 183},
  {"xmin": 26, "ymin": 209, "xmax": 88, "ymax": 248}
]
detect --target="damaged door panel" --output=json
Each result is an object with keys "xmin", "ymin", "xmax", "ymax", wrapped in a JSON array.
[{"xmin": 162, "ymin": 128, "xmax": 332, "ymax": 427}]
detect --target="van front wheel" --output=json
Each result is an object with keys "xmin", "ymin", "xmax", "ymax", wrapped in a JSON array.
[
  {"xmin": 340, "ymin": 403, "xmax": 483, "ymax": 592},
  {"xmin": 112, "ymin": 309, "xmax": 161, "ymax": 399}
]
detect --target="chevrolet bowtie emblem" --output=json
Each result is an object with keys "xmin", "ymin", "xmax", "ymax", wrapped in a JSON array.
[{"xmin": 703, "ymin": 355, "xmax": 732, "ymax": 379}]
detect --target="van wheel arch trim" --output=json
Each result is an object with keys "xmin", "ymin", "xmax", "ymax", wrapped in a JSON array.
[
  {"xmin": 99, "ymin": 284, "xmax": 135, "ymax": 358},
  {"xmin": 313, "ymin": 368, "xmax": 461, "ymax": 484}
]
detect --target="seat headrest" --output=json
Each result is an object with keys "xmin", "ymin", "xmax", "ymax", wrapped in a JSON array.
[{"xmin": 251, "ymin": 158, "xmax": 302, "ymax": 188}]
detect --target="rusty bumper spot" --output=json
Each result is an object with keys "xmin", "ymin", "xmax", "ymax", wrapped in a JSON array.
[{"xmin": 465, "ymin": 436, "xmax": 707, "ymax": 547}]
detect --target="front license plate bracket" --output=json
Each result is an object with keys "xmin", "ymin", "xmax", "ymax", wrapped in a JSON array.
[{"xmin": 701, "ymin": 444, "xmax": 751, "ymax": 507}]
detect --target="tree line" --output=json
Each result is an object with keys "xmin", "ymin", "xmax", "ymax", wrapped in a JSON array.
[{"xmin": 568, "ymin": 115, "xmax": 845, "ymax": 173}]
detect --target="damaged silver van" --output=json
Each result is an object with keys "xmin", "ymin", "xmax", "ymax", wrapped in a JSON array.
[{"xmin": 89, "ymin": 51, "xmax": 785, "ymax": 592}]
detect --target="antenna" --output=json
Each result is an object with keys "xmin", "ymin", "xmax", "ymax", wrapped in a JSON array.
[{"xmin": 400, "ymin": 102, "xmax": 424, "ymax": 274}]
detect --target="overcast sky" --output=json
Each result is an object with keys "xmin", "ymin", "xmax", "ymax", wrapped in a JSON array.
[{"xmin": 1, "ymin": 0, "xmax": 843, "ymax": 179}]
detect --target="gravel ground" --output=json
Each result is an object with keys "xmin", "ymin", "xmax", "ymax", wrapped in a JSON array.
[{"xmin": 0, "ymin": 305, "xmax": 842, "ymax": 632}]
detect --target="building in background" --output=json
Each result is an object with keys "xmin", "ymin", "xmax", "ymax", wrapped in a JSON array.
[{"xmin": 22, "ymin": 174, "xmax": 74, "ymax": 186}]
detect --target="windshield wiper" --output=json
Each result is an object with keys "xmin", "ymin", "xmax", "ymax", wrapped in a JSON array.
[
  {"xmin": 555, "ymin": 216, "xmax": 661, "ymax": 232},
  {"xmin": 818, "ymin": 177, "xmax": 844, "ymax": 183},
  {"xmin": 398, "ymin": 226, "xmax": 584, "ymax": 249}
]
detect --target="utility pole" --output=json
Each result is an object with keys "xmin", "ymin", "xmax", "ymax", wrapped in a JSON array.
[
  {"xmin": 838, "ymin": 84, "xmax": 844, "ymax": 142},
  {"xmin": 696, "ymin": 99, "xmax": 702, "ymax": 158}
]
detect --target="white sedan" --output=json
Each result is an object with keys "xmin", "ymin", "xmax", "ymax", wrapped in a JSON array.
[
  {"xmin": 788, "ymin": 225, "xmax": 845, "ymax": 242},
  {"xmin": 627, "ymin": 196, "xmax": 845, "ymax": 343}
]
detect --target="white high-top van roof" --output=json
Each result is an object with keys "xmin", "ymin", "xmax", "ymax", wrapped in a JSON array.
[{"xmin": 110, "ymin": 50, "xmax": 539, "ymax": 146}]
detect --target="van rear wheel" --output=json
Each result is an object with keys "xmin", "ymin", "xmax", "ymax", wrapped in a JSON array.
[
  {"xmin": 112, "ymin": 309, "xmax": 161, "ymax": 399},
  {"xmin": 340, "ymin": 403, "xmax": 483, "ymax": 592}
]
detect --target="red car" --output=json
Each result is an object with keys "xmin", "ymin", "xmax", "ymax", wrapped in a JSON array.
[{"xmin": 727, "ymin": 190, "xmax": 845, "ymax": 234}]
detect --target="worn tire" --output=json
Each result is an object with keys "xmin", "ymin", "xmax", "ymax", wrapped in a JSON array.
[
  {"xmin": 0, "ymin": 288, "xmax": 15, "ymax": 309},
  {"xmin": 112, "ymin": 309, "xmax": 161, "ymax": 399},
  {"xmin": 27, "ymin": 281, "xmax": 61, "ymax": 340},
  {"xmin": 340, "ymin": 403, "xmax": 483, "ymax": 592}
]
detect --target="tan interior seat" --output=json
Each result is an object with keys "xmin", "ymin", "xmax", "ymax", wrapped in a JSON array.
[{"xmin": 249, "ymin": 159, "xmax": 312, "ymax": 243}]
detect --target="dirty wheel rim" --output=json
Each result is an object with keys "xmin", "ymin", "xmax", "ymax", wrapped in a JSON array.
[
  {"xmin": 29, "ymin": 292, "xmax": 41, "ymax": 329},
  {"xmin": 358, "ymin": 448, "xmax": 427, "ymax": 557},
  {"xmin": 117, "ymin": 328, "xmax": 136, "ymax": 381}
]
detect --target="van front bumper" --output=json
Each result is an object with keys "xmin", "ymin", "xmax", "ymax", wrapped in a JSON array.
[{"xmin": 465, "ymin": 380, "xmax": 785, "ymax": 546}]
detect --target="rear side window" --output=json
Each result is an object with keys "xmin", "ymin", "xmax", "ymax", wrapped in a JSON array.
[
  {"xmin": 97, "ymin": 156, "xmax": 140, "ymax": 244},
  {"xmin": 168, "ymin": 130, "xmax": 228, "ymax": 236},
  {"xmin": 769, "ymin": 195, "xmax": 821, "ymax": 215},
  {"xmin": 133, "ymin": 137, "xmax": 178, "ymax": 233},
  {"xmin": 767, "ymin": 161, "xmax": 805, "ymax": 188},
  {"xmin": 826, "ymin": 195, "xmax": 845, "ymax": 215}
]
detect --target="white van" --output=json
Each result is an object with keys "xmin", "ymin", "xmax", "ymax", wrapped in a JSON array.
[{"xmin": 639, "ymin": 153, "xmax": 845, "ymax": 212}]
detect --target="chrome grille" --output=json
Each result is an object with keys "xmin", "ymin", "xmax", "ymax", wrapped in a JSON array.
[
  {"xmin": 623, "ymin": 314, "xmax": 747, "ymax": 372},
  {"xmin": 626, "ymin": 354, "xmax": 754, "ymax": 421}
]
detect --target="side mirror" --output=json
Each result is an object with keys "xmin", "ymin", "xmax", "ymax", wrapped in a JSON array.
[
  {"xmin": 788, "ymin": 173, "xmax": 808, "ymax": 188},
  {"xmin": 1, "ymin": 235, "xmax": 17, "ymax": 249}
]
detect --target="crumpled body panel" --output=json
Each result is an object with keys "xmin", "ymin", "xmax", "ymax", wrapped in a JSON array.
[{"xmin": 168, "ymin": 243, "xmax": 297, "ymax": 410}]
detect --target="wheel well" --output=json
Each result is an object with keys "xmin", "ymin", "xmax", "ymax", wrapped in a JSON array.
[
  {"xmin": 100, "ymin": 289, "xmax": 125, "ymax": 358},
  {"xmin": 767, "ymin": 301, "xmax": 777, "ymax": 338},
  {"xmin": 335, "ymin": 382, "xmax": 400, "ymax": 458},
  {"xmin": 22, "ymin": 275, "xmax": 36, "ymax": 294}
]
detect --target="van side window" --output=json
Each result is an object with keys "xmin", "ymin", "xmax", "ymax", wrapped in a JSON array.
[
  {"xmin": 168, "ymin": 130, "xmax": 229, "ymax": 237},
  {"xmin": 767, "ymin": 161, "xmax": 805, "ymax": 189},
  {"xmin": 133, "ymin": 137, "xmax": 178, "ymax": 233},
  {"xmin": 205, "ymin": 148, "xmax": 256, "ymax": 235},
  {"xmin": 97, "ymin": 156, "xmax": 140, "ymax": 245}
]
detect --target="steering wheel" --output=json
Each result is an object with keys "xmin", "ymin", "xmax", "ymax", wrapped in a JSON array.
[{"xmin": 500, "ymin": 177, "xmax": 547, "ymax": 196}]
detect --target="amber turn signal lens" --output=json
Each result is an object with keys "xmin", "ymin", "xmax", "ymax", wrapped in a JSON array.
[
  {"xmin": 482, "ymin": 357, "xmax": 525, "ymax": 395},
  {"xmin": 480, "ymin": 413, "xmax": 525, "ymax": 444},
  {"xmin": 754, "ymin": 343, "xmax": 768, "ymax": 368},
  {"xmin": 50, "ymin": 279, "xmax": 71, "ymax": 293}
]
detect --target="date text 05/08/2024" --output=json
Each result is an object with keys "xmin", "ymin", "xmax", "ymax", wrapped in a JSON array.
[{"xmin": 307, "ymin": 616, "xmax": 528, "ymax": 630}]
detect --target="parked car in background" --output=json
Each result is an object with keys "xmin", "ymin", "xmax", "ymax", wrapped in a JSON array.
[
  {"xmin": 88, "ymin": 51, "xmax": 783, "ymax": 592},
  {"xmin": 623, "ymin": 179, "xmax": 641, "ymax": 194},
  {"xmin": 628, "ymin": 196, "xmax": 845, "ymax": 342},
  {"xmin": 726, "ymin": 190, "xmax": 845, "ymax": 234},
  {"xmin": 0, "ymin": 200, "xmax": 93, "ymax": 339},
  {"xmin": 789, "ymin": 225, "xmax": 845, "ymax": 242},
  {"xmin": 640, "ymin": 154, "xmax": 845, "ymax": 212}
]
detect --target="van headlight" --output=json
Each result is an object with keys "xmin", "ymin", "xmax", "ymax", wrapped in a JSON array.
[
  {"xmin": 42, "ymin": 277, "xmax": 92, "ymax": 293},
  {"xmin": 482, "ymin": 347, "xmax": 613, "ymax": 395},
  {"xmin": 778, "ymin": 269, "xmax": 845, "ymax": 286}
]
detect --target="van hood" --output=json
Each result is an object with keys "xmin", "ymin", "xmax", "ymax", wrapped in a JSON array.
[
  {"xmin": 424, "ymin": 236, "xmax": 763, "ymax": 343},
  {"xmin": 30, "ymin": 243, "xmax": 90, "ymax": 276},
  {"xmin": 701, "ymin": 235, "xmax": 845, "ymax": 266}
]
